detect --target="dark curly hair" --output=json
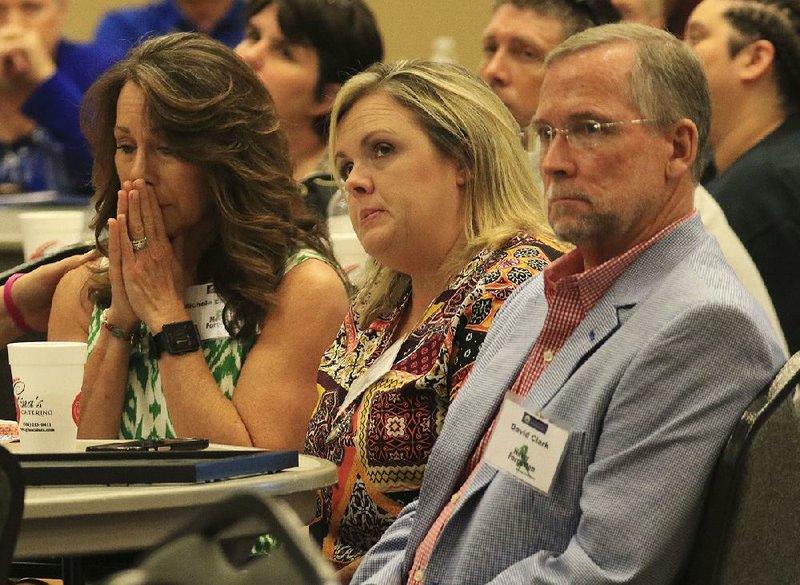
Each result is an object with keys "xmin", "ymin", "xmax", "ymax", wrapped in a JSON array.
[
  {"xmin": 494, "ymin": 0, "xmax": 621, "ymax": 38},
  {"xmin": 80, "ymin": 32, "xmax": 337, "ymax": 339},
  {"xmin": 724, "ymin": 0, "xmax": 800, "ymax": 113},
  {"xmin": 246, "ymin": 0, "xmax": 383, "ymax": 141}
]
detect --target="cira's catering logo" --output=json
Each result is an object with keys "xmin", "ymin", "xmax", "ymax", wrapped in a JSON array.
[
  {"xmin": 13, "ymin": 378, "xmax": 50, "ymax": 419},
  {"xmin": 13, "ymin": 378, "xmax": 20, "ymax": 423}
]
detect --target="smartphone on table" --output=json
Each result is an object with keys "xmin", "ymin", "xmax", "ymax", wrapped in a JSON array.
[{"xmin": 86, "ymin": 438, "xmax": 210, "ymax": 452}]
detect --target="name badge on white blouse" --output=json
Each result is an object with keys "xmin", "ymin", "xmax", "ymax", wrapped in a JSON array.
[
  {"xmin": 335, "ymin": 337, "xmax": 405, "ymax": 420},
  {"xmin": 184, "ymin": 283, "xmax": 227, "ymax": 341},
  {"xmin": 482, "ymin": 392, "xmax": 569, "ymax": 495},
  {"xmin": 326, "ymin": 336, "xmax": 406, "ymax": 443}
]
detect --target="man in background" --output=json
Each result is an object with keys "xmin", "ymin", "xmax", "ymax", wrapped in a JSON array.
[
  {"xmin": 686, "ymin": 0, "xmax": 800, "ymax": 352},
  {"xmin": 612, "ymin": 0, "xmax": 666, "ymax": 27},
  {"xmin": 0, "ymin": 0, "xmax": 115, "ymax": 194}
]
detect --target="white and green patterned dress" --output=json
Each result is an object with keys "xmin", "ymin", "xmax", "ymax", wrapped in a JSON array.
[{"xmin": 85, "ymin": 247, "xmax": 331, "ymax": 439}]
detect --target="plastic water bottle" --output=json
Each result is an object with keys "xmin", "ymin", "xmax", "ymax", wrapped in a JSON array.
[
  {"xmin": 326, "ymin": 189, "xmax": 352, "ymax": 235},
  {"xmin": 327, "ymin": 190, "xmax": 367, "ymax": 278},
  {"xmin": 430, "ymin": 36, "xmax": 458, "ymax": 64}
]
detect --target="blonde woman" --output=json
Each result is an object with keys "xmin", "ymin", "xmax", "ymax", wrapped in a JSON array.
[{"xmin": 304, "ymin": 60, "xmax": 565, "ymax": 581}]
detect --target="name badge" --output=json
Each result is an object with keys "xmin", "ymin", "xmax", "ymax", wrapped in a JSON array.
[
  {"xmin": 335, "ymin": 337, "xmax": 404, "ymax": 420},
  {"xmin": 482, "ymin": 392, "xmax": 569, "ymax": 495},
  {"xmin": 184, "ymin": 283, "xmax": 227, "ymax": 341}
]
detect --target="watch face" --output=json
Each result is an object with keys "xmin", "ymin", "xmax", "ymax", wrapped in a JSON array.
[{"xmin": 163, "ymin": 321, "xmax": 201, "ymax": 354}]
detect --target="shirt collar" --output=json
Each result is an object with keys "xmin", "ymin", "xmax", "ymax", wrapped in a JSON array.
[{"xmin": 544, "ymin": 212, "xmax": 695, "ymax": 314}]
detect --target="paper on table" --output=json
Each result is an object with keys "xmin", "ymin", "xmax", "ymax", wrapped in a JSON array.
[{"xmin": 0, "ymin": 419, "xmax": 19, "ymax": 442}]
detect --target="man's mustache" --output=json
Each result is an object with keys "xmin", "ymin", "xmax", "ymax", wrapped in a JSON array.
[{"xmin": 546, "ymin": 186, "xmax": 591, "ymax": 204}]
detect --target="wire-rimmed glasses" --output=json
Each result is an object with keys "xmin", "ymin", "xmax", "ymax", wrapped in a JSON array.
[{"xmin": 521, "ymin": 119, "xmax": 660, "ymax": 152}]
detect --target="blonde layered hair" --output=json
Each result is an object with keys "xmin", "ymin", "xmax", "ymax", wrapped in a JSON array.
[{"xmin": 328, "ymin": 60, "xmax": 558, "ymax": 326}]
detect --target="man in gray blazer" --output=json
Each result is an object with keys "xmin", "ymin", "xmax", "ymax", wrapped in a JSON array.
[
  {"xmin": 352, "ymin": 23, "xmax": 785, "ymax": 585},
  {"xmin": 481, "ymin": 0, "xmax": 785, "ymax": 347}
]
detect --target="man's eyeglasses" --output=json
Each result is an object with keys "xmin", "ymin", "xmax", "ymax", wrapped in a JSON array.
[{"xmin": 521, "ymin": 119, "xmax": 660, "ymax": 152}]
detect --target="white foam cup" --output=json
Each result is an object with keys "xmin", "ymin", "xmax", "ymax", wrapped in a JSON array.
[
  {"xmin": 18, "ymin": 210, "xmax": 87, "ymax": 261},
  {"xmin": 8, "ymin": 341, "xmax": 87, "ymax": 453}
]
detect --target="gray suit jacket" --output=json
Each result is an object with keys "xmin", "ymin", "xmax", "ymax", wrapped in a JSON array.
[{"xmin": 352, "ymin": 215, "xmax": 785, "ymax": 585}]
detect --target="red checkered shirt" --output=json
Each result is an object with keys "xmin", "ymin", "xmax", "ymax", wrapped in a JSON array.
[{"xmin": 407, "ymin": 216, "xmax": 691, "ymax": 584}]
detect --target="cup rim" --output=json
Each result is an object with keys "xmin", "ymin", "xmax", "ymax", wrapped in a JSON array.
[{"xmin": 8, "ymin": 341, "xmax": 88, "ymax": 365}]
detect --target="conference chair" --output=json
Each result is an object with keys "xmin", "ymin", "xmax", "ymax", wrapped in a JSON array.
[
  {"xmin": 0, "ymin": 446, "xmax": 25, "ymax": 583},
  {"xmin": 684, "ymin": 351, "xmax": 800, "ymax": 584},
  {"xmin": 103, "ymin": 493, "xmax": 338, "ymax": 585}
]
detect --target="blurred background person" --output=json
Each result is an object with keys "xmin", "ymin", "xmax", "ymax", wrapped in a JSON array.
[
  {"xmin": 612, "ymin": 0, "xmax": 667, "ymax": 26},
  {"xmin": 686, "ymin": 0, "xmax": 800, "ymax": 352},
  {"xmin": 304, "ymin": 60, "xmax": 564, "ymax": 583},
  {"xmin": 0, "ymin": 0, "xmax": 116, "ymax": 194},
  {"xmin": 614, "ymin": 0, "xmax": 704, "ymax": 38},
  {"xmin": 235, "ymin": 0, "xmax": 383, "ymax": 218},
  {"xmin": 48, "ymin": 33, "xmax": 348, "ymax": 449},
  {"xmin": 480, "ymin": 0, "xmax": 785, "ymax": 348},
  {"xmin": 479, "ymin": 0, "xmax": 620, "ymax": 130},
  {"xmin": 0, "ymin": 249, "xmax": 95, "ymax": 347},
  {"xmin": 667, "ymin": 0, "xmax": 702, "ymax": 37},
  {"xmin": 95, "ymin": 0, "xmax": 246, "ymax": 60}
]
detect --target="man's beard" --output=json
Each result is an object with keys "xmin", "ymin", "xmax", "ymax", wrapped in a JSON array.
[{"xmin": 546, "ymin": 187, "xmax": 618, "ymax": 246}]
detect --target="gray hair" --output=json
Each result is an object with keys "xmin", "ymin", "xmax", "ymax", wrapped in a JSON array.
[{"xmin": 545, "ymin": 22, "xmax": 712, "ymax": 180}]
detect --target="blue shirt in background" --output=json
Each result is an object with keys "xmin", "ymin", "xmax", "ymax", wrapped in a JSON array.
[
  {"xmin": 94, "ymin": 0, "xmax": 247, "ymax": 59},
  {"xmin": 12, "ymin": 40, "xmax": 118, "ymax": 195}
]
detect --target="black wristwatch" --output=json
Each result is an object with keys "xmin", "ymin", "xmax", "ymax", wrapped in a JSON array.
[{"xmin": 149, "ymin": 321, "xmax": 201, "ymax": 359}]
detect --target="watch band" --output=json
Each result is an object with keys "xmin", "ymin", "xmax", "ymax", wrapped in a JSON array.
[{"xmin": 150, "ymin": 320, "xmax": 201, "ymax": 359}]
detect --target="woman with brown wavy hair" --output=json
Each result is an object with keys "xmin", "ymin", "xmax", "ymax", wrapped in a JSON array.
[{"xmin": 48, "ymin": 32, "xmax": 348, "ymax": 449}]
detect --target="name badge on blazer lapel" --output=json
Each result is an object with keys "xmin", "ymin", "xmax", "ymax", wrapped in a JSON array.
[{"xmin": 482, "ymin": 391, "xmax": 569, "ymax": 495}]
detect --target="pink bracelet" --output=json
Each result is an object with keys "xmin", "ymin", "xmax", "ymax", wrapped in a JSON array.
[{"xmin": 4, "ymin": 273, "xmax": 34, "ymax": 333}]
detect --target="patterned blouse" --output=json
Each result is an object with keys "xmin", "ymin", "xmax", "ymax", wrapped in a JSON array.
[
  {"xmin": 86, "ymin": 247, "xmax": 330, "ymax": 439},
  {"xmin": 304, "ymin": 234, "xmax": 562, "ymax": 567}
]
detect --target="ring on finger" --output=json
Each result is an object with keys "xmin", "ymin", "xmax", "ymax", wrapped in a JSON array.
[{"xmin": 131, "ymin": 236, "xmax": 148, "ymax": 252}]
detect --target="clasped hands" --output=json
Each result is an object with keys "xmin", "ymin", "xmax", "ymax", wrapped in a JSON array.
[
  {"xmin": 105, "ymin": 179, "xmax": 186, "ymax": 336},
  {"xmin": 0, "ymin": 24, "xmax": 56, "ymax": 94}
]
